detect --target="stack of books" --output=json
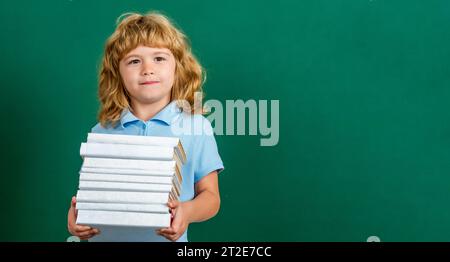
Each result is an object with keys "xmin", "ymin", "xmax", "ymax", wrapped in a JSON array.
[{"xmin": 75, "ymin": 133, "xmax": 185, "ymax": 230}]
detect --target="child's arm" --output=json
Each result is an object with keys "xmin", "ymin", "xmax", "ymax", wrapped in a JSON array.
[
  {"xmin": 157, "ymin": 171, "xmax": 220, "ymax": 241},
  {"xmin": 183, "ymin": 170, "xmax": 221, "ymax": 222}
]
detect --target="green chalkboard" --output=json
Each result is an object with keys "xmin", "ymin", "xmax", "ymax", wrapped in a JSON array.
[{"xmin": 1, "ymin": 0, "xmax": 450, "ymax": 241}]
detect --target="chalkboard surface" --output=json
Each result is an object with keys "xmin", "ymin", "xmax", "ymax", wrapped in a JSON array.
[{"xmin": 1, "ymin": 0, "xmax": 450, "ymax": 241}]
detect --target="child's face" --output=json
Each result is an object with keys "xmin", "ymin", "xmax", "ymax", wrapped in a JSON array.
[{"xmin": 119, "ymin": 45, "xmax": 176, "ymax": 106}]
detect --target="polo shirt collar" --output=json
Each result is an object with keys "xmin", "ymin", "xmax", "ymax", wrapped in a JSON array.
[{"xmin": 120, "ymin": 101, "xmax": 181, "ymax": 127}]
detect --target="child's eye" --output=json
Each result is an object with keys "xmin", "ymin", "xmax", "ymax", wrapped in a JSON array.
[
  {"xmin": 154, "ymin": 56, "xmax": 166, "ymax": 62},
  {"xmin": 128, "ymin": 59, "xmax": 140, "ymax": 65}
]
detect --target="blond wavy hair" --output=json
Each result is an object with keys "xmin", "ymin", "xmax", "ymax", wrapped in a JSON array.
[{"xmin": 98, "ymin": 11, "xmax": 205, "ymax": 127}]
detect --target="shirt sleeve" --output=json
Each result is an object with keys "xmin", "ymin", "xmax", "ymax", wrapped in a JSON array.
[
  {"xmin": 91, "ymin": 123, "xmax": 102, "ymax": 133},
  {"xmin": 91, "ymin": 122, "xmax": 114, "ymax": 133},
  {"xmin": 193, "ymin": 118, "xmax": 225, "ymax": 183}
]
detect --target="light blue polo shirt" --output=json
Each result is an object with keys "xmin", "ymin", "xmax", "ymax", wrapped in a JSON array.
[{"xmin": 88, "ymin": 101, "xmax": 224, "ymax": 242}]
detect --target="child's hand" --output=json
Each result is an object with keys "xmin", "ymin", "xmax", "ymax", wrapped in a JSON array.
[
  {"xmin": 67, "ymin": 196, "xmax": 100, "ymax": 240},
  {"xmin": 157, "ymin": 200, "xmax": 189, "ymax": 242}
]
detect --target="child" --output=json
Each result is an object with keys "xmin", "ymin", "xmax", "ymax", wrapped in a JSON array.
[{"xmin": 67, "ymin": 11, "xmax": 224, "ymax": 242}]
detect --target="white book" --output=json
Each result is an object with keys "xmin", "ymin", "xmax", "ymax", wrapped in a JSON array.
[
  {"xmin": 76, "ymin": 202, "xmax": 169, "ymax": 213},
  {"xmin": 80, "ymin": 167, "xmax": 183, "ymax": 184},
  {"xmin": 79, "ymin": 173, "xmax": 182, "ymax": 195},
  {"xmin": 76, "ymin": 190, "xmax": 169, "ymax": 204},
  {"xmin": 80, "ymin": 166, "xmax": 177, "ymax": 177},
  {"xmin": 88, "ymin": 226, "xmax": 171, "ymax": 242},
  {"xmin": 79, "ymin": 173, "xmax": 174, "ymax": 184},
  {"xmin": 87, "ymin": 133, "xmax": 186, "ymax": 163},
  {"xmin": 76, "ymin": 210, "xmax": 171, "ymax": 228},
  {"xmin": 82, "ymin": 157, "xmax": 178, "ymax": 172},
  {"xmin": 80, "ymin": 142, "xmax": 177, "ymax": 161},
  {"xmin": 79, "ymin": 181, "xmax": 173, "ymax": 193},
  {"xmin": 80, "ymin": 167, "xmax": 183, "ymax": 190}
]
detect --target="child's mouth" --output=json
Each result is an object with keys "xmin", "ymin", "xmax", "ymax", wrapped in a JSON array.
[{"xmin": 140, "ymin": 81, "xmax": 159, "ymax": 85}]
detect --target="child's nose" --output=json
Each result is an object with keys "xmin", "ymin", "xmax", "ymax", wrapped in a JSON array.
[{"xmin": 141, "ymin": 62, "xmax": 155, "ymax": 75}]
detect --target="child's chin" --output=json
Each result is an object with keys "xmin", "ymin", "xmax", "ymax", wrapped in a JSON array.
[{"xmin": 138, "ymin": 95, "xmax": 165, "ymax": 104}]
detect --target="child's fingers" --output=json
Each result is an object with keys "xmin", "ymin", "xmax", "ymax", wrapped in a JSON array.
[
  {"xmin": 156, "ymin": 227, "xmax": 177, "ymax": 242},
  {"xmin": 71, "ymin": 196, "xmax": 77, "ymax": 207},
  {"xmin": 170, "ymin": 234, "xmax": 180, "ymax": 242},
  {"xmin": 77, "ymin": 229, "xmax": 94, "ymax": 237},
  {"xmin": 159, "ymin": 228, "xmax": 176, "ymax": 235},
  {"xmin": 165, "ymin": 233, "xmax": 179, "ymax": 242},
  {"xmin": 77, "ymin": 228, "xmax": 97, "ymax": 237},
  {"xmin": 74, "ymin": 225, "xmax": 92, "ymax": 232},
  {"xmin": 79, "ymin": 234, "xmax": 95, "ymax": 240},
  {"xmin": 79, "ymin": 229, "xmax": 100, "ymax": 240},
  {"xmin": 157, "ymin": 232, "xmax": 177, "ymax": 242},
  {"xmin": 168, "ymin": 200, "xmax": 179, "ymax": 209}
]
